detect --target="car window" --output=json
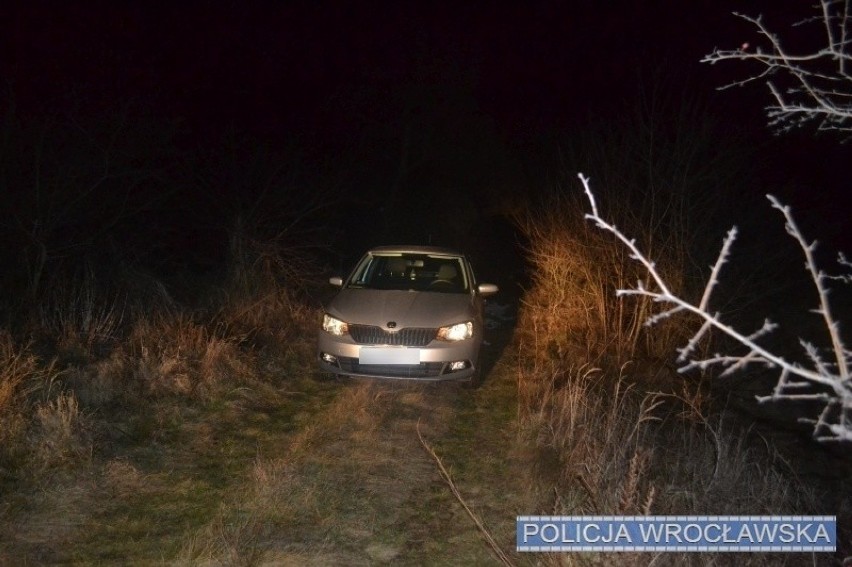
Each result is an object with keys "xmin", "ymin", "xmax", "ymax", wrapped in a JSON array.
[{"xmin": 348, "ymin": 254, "xmax": 469, "ymax": 293}]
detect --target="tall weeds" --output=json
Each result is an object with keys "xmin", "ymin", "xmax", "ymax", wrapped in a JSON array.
[
  {"xmin": 36, "ymin": 265, "xmax": 127, "ymax": 357},
  {"xmin": 0, "ymin": 214, "xmax": 323, "ymax": 483},
  {"xmin": 516, "ymin": 193, "xmax": 688, "ymax": 366},
  {"xmin": 517, "ymin": 359, "xmax": 818, "ymax": 565},
  {"xmin": 515, "ymin": 95, "xmax": 751, "ymax": 367},
  {"xmin": 0, "ymin": 333, "xmax": 40, "ymax": 475},
  {"xmin": 0, "ymin": 331, "xmax": 86, "ymax": 476},
  {"xmin": 513, "ymin": 99, "xmax": 825, "ymax": 564},
  {"xmin": 519, "ymin": 364, "xmax": 662, "ymax": 516}
]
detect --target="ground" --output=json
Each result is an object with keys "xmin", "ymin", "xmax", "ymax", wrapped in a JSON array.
[{"xmin": 0, "ymin": 315, "xmax": 533, "ymax": 564}]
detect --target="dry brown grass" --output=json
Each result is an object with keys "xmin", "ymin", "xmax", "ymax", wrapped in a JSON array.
[
  {"xmin": 29, "ymin": 390, "xmax": 92, "ymax": 472},
  {"xmin": 0, "ymin": 333, "xmax": 35, "ymax": 476},
  {"xmin": 513, "ymin": 316, "xmax": 827, "ymax": 564},
  {"xmin": 175, "ymin": 455, "xmax": 314, "ymax": 566},
  {"xmin": 62, "ymin": 350, "xmax": 128, "ymax": 406},
  {"xmin": 102, "ymin": 457, "xmax": 148, "ymax": 497},
  {"xmin": 0, "ymin": 331, "xmax": 35, "ymax": 424},
  {"xmin": 512, "ymin": 96, "xmax": 753, "ymax": 372},
  {"xmin": 172, "ymin": 377, "xmax": 523, "ymax": 566},
  {"xmin": 516, "ymin": 359, "xmax": 820, "ymax": 566},
  {"xmin": 510, "ymin": 110, "xmax": 836, "ymax": 561},
  {"xmin": 126, "ymin": 313, "xmax": 253, "ymax": 399},
  {"xmin": 515, "ymin": 190, "xmax": 694, "ymax": 369},
  {"xmin": 518, "ymin": 364, "xmax": 662, "ymax": 515},
  {"xmin": 0, "ymin": 331, "xmax": 71, "ymax": 477},
  {"xmin": 175, "ymin": 381, "xmax": 408, "ymax": 564},
  {"xmin": 0, "ymin": 252, "xmax": 331, "ymax": 559}
]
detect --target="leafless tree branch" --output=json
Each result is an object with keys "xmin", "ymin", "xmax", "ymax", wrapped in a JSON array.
[
  {"xmin": 702, "ymin": 0, "xmax": 852, "ymax": 135},
  {"xmin": 579, "ymin": 173, "xmax": 851, "ymax": 443}
]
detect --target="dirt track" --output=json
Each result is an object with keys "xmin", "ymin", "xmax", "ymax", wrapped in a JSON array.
[{"xmin": 255, "ymin": 351, "xmax": 528, "ymax": 564}]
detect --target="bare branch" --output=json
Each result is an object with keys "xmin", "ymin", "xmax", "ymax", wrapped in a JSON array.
[
  {"xmin": 702, "ymin": 1, "xmax": 852, "ymax": 135},
  {"xmin": 579, "ymin": 173, "xmax": 851, "ymax": 442},
  {"xmin": 768, "ymin": 194, "xmax": 849, "ymax": 382}
]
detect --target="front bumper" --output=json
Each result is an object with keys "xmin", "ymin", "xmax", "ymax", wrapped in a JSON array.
[{"xmin": 317, "ymin": 332, "xmax": 478, "ymax": 381}]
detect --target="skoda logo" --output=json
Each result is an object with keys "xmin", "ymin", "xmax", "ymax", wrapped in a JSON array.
[{"xmin": 387, "ymin": 321, "xmax": 397, "ymax": 329}]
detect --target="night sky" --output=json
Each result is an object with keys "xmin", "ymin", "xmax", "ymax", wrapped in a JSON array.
[
  {"xmin": 1, "ymin": 2, "xmax": 759, "ymax": 139},
  {"xmin": 1, "ymin": 1, "xmax": 848, "ymax": 279}
]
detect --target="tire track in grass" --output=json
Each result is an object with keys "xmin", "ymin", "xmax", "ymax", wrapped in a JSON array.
[
  {"xmin": 197, "ymin": 379, "xmax": 469, "ymax": 564},
  {"xmin": 191, "ymin": 348, "xmax": 534, "ymax": 565}
]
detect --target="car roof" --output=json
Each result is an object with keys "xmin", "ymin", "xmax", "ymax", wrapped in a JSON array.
[{"xmin": 367, "ymin": 245, "xmax": 465, "ymax": 257}]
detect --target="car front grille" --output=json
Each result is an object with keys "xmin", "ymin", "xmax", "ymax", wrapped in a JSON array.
[
  {"xmin": 336, "ymin": 357, "xmax": 446, "ymax": 378},
  {"xmin": 348, "ymin": 325, "xmax": 437, "ymax": 347}
]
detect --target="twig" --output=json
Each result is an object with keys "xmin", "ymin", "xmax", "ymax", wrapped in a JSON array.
[
  {"xmin": 701, "ymin": 1, "xmax": 852, "ymax": 136},
  {"xmin": 416, "ymin": 420, "xmax": 517, "ymax": 567}
]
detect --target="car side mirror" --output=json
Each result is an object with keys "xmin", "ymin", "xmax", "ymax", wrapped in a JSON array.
[
  {"xmin": 477, "ymin": 283, "xmax": 498, "ymax": 296},
  {"xmin": 329, "ymin": 276, "xmax": 343, "ymax": 287}
]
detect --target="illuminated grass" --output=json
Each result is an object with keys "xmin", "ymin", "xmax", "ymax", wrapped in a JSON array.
[
  {"xmin": 0, "ymin": 365, "xmax": 340, "ymax": 564},
  {"xmin": 170, "ymin": 353, "xmax": 532, "ymax": 566}
]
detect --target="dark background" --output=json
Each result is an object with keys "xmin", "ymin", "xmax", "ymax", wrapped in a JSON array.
[{"xmin": 1, "ymin": 1, "xmax": 848, "ymax": 292}]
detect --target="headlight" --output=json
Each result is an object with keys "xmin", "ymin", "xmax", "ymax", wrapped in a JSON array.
[
  {"xmin": 436, "ymin": 321, "xmax": 473, "ymax": 341},
  {"xmin": 322, "ymin": 314, "xmax": 349, "ymax": 336}
]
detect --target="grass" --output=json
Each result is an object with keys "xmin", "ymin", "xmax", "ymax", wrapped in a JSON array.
[
  {"xmin": 3, "ymin": 362, "xmax": 341, "ymax": 563},
  {"xmin": 0, "ymin": 256, "xmax": 344, "ymax": 562},
  {"xmin": 514, "ymin": 191, "xmax": 697, "ymax": 372},
  {"xmin": 512, "ymin": 347, "xmax": 836, "ymax": 565},
  {"xmin": 1, "ymin": 240, "xmax": 849, "ymax": 565},
  {"xmin": 172, "ymin": 357, "xmax": 535, "ymax": 565},
  {"xmin": 1, "ymin": 273, "xmax": 529, "ymax": 565},
  {"xmin": 1, "ymin": 267, "xmax": 849, "ymax": 565}
]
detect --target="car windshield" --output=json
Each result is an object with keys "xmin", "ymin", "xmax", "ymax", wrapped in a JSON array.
[{"xmin": 347, "ymin": 253, "xmax": 469, "ymax": 293}]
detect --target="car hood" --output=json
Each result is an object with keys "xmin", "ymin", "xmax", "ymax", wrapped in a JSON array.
[{"xmin": 328, "ymin": 289, "xmax": 474, "ymax": 329}]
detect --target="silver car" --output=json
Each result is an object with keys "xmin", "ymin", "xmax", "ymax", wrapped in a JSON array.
[{"xmin": 317, "ymin": 245, "xmax": 498, "ymax": 381}]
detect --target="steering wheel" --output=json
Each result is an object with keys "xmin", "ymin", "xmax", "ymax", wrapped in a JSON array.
[{"xmin": 430, "ymin": 279, "xmax": 455, "ymax": 289}]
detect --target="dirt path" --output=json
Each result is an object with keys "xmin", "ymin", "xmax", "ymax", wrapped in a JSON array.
[{"xmin": 206, "ymin": 351, "xmax": 531, "ymax": 565}]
